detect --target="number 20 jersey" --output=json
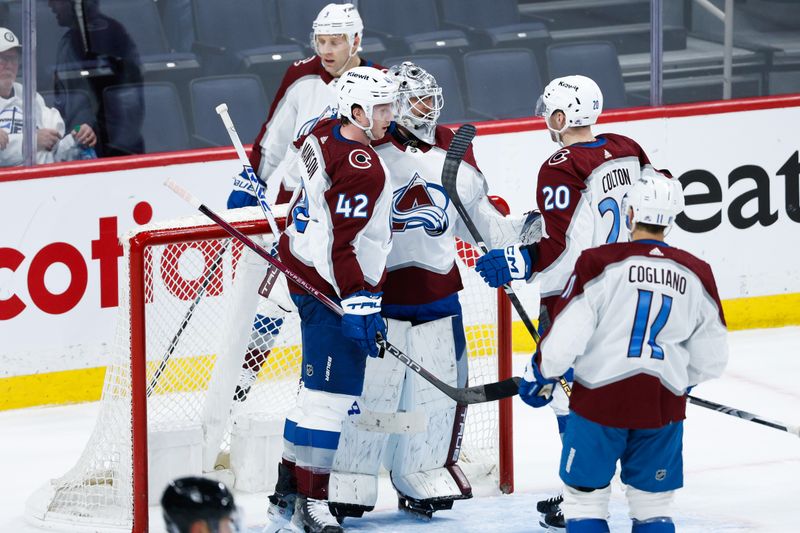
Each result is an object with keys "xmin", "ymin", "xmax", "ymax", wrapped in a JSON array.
[
  {"xmin": 539, "ymin": 242, "xmax": 729, "ymax": 429},
  {"xmin": 533, "ymin": 133, "xmax": 657, "ymax": 299}
]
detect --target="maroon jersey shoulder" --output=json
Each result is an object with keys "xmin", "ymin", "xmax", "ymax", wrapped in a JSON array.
[
  {"xmin": 314, "ymin": 124, "xmax": 387, "ymax": 184},
  {"xmin": 575, "ymin": 242, "xmax": 724, "ymax": 322},
  {"xmin": 434, "ymin": 125, "xmax": 480, "ymax": 170},
  {"xmin": 539, "ymin": 133, "xmax": 649, "ymax": 183},
  {"xmin": 293, "ymin": 117, "xmax": 338, "ymax": 150}
]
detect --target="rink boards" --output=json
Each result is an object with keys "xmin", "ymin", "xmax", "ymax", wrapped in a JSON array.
[{"xmin": 1, "ymin": 94, "xmax": 799, "ymax": 410}]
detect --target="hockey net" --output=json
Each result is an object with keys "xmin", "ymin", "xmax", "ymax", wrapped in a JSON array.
[{"xmin": 26, "ymin": 206, "xmax": 513, "ymax": 532}]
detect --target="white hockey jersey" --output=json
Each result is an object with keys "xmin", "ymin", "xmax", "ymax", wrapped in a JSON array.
[
  {"xmin": 248, "ymin": 56, "xmax": 383, "ymax": 204},
  {"xmin": 0, "ymin": 82, "xmax": 76, "ymax": 166},
  {"xmin": 373, "ymin": 124, "xmax": 523, "ymax": 305},
  {"xmin": 538, "ymin": 240, "xmax": 729, "ymax": 429},
  {"xmin": 279, "ymin": 119, "xmax": 393, "ymax": 298}
]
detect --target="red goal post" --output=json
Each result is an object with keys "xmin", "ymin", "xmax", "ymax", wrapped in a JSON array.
[{"xmin": 27, "ymin": 205, "xmax": 514, "ymax": 533}]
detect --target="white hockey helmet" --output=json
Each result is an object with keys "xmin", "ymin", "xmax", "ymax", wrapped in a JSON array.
[
  {"xmin": 337, "ymin": 66, "xmax": 398, "ymax": 139},
  {"xmin": 387, "ymin": 62, "xmax": 443, "ymax": 144},
  {"xmin": 535, "ymin": 75, "xmax": 603, "ymax": 144},
  {"xmin": 621, "ymin": 169, "xmax": 685, "ymax": 234},
  {"xmin": 311, "ymin": 3, "xmax": 363, "ymax": 56}
]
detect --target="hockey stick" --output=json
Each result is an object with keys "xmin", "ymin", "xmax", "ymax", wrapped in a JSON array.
[
  {"xmin": 216, "ymin": 103, "xmax": 282, "ymax": 238},
  {"xmin": 441, "ymin": 124, "xmax": 572, "ymax": 397},
  {"xmin": 688, "ymin": 395, "xmax": 800, "ymax": 437},
  {"xmin": 165, "ymin": 179, "xmax": 521, "ymax": 404},
  {"xmin": 146, "ymin": 241, "xmax": 229, "ymax": 397},
  {"xmin": 217, "ymin": 102, "xmax": 287, "ymax": 297}
]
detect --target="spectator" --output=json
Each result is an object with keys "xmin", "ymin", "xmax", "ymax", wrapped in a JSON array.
[
  {"xmin": 48, "ymin": 0, "xmax": 143, "ymax": 157},
  {"xmin": 0, "ymin": 27, "xmax": 96, "ymax": 166}
]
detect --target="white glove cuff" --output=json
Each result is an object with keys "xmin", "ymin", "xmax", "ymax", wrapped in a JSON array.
[
  {"xmin": 341, "ymin": 293, "xmax": 382, "ymax": 315},
  {"xmin": 504, "ymin": 244, "xmax": 529, "ymax": 280}
]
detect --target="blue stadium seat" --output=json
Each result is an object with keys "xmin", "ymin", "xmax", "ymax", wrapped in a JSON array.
[
  {"xmin": 104, "ymin": 83, "xmax": 189, "ymax": 154},
  {"xmin": 438, "ymin": 0, "xmax": 549, "ymax": 49},
  {"xmin": 101, "ymin": 0, "xmax": 200, "ymax": 77},
  {"xmin": 383, "ymin": 54, "xmax": 469, "ymax": 125},
  {"xmin": 547, "ymin": 41, "xmax": 627, "ymax": 110},
  {"xmin": 277, "ymin": 0, "xmax": 386, "ymax": 57},
  {"xmin": 190, "ymin": 75, "xmax": 269, "ymax": 147},
  {"xmin": 360, "ymin": 0, "xmax": 469, "ymax": 56},
  {"xmin": 191, "ymin": 0, "xmax": 305, "ymax": 74},
  {"xmin": 463, "ymin": 49, "xmax": 544, "ymax": 120}
]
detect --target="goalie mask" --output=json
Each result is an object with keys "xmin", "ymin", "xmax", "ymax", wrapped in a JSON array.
[
  {"xmin": 311, "ymin": 3, "xmax": 363, "ymax": 58},
  {"xmin": 535, "ymin": 75, "xmax": 603, "ymax": 146},
  {"xmin": 621, "ymin": 169, "xmax": 685, "ymax": 236},
  {"xmin": 387, "ymin": 62, "xmax": 443, "ymax": 145},
  {"xmin": 162, "ymin": 477, "xmax": 240, "ymax": 533}
]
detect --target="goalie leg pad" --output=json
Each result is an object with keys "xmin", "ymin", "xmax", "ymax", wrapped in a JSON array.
[
  {"xmin": 388, "ymin": 315, "xmax": 471, "ymax": 501},
  {"xmin": 561, "ymin": 483, "xmax": 611, "ymax": 520},
  {"xmin": 626, "ymin": 486, "xmax": 675, "ymax": 522},
  {"xmin": 392, "ymin": 465, "xmax": 471, "ymax": 507},
  {"xmin": 329, "ymin": 319, "xmax": 410, "ymax": 512}
]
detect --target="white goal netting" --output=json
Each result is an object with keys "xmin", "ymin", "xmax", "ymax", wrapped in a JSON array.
[{"xmin": 26, "ymin": 207, "xmax": 511, "ymax": 532}]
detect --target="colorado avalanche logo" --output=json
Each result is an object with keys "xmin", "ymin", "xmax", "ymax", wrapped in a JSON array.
[
  {"xmin": 392, "ymin": 174, "xmax": 449, "ymax": 236},
  {"xmin": 296, "ymin": 105, "xmax": 337, "ymax": 139}
]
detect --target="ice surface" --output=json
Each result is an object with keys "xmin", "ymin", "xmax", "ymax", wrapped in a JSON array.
[{"xmin": 2, "ymin": 327, "xmax": 798, "ymax": 532}]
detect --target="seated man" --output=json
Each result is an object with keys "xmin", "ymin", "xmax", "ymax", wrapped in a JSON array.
[{"xmin": 0, "ymin": 28, "xmax": 96, "ymax": 166}]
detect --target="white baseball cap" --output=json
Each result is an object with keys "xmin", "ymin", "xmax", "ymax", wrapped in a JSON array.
[{"xmin": 0, "ymin": 28, "xmax": 22, "ymax": 54}]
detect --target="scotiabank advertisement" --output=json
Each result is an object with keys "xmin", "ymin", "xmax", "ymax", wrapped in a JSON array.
[{"xmin": 1, "ymin": 97, "xmax": 799, "ymax": 395}]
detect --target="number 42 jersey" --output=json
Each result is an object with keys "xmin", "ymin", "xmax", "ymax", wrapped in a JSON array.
[{"xmin": 538, "ymin": 241, "xmax": 729, "ymax": 429}]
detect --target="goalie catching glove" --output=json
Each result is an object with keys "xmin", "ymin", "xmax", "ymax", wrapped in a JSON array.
[
  {"xmin": 518, "ymin": 356, "xmax": 556, "ymax": 408},
  {"xmin": 475, "ymin": 244, "xmax": 532, "ymax": 288},
  {"xmin": 341, "ymin": 291, "xmax": 386, "ymax": 358}
]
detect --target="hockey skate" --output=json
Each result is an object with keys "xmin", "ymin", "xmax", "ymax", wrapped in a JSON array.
[
  {"xmin": 263, "ymin": 463, "xmax": 297, "ymax": 533},
  {"xmin": 537, "ymin": 493, "xmax": 563, "ymax": 515},
  {"xmin": 328, "ymin": 501, "xmax": 372, "ymax": 523},
  {"xmin": 539, "ymin": 509, "xmax": 565, "ymax": 531},
  {"xmin": 290, "ymin": 496, "xmax": 344, "ymax": 533},
  {"xmin": 397, "ymin": 494, "xmax": 459, "ymax": 520}
]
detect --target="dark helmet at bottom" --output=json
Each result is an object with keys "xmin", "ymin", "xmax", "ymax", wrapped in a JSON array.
[{"xmin": 161, "ymin": 476, "xmax": 239, "ymax": 533}]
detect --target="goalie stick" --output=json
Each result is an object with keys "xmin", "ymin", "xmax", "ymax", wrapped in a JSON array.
[
  {"xmin": 165, "ymin": 179, "xmax": 521, "ymax": 405},
  {"xmin": 441, "ymin": 124, "xmax": 571, "ymax": 397},
  {"xmin": 688, "ymin": 395, "xmax": 799, "ymax": 437}
]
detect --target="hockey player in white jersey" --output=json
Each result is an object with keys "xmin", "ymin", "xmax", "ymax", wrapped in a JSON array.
[
  {"xmin": 223, "ymin": 3, "xmax": 385, "ymax": 404},
  {"xmin": 520, "ymin": 173, "xmax": 729, "ymax": 532},
  {"xmin": 264, "ymin": 66, "xmax": 398, "ymax": 533},
  {"xmin": 326, "ymin": 62, "xmax": 541, "ymax": 521},
  {"xmin": 474, "ymin": 75, "xmax": 667, "ymax": 527}
]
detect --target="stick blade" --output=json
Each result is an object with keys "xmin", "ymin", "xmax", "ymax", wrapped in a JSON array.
[
  {"xmin": 453, "ymin": 376, "xmax": 520, "ymax": 404},
  {"xmin": 446, "ymin": 124, "xmax": 477, "ymax": 161}
]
